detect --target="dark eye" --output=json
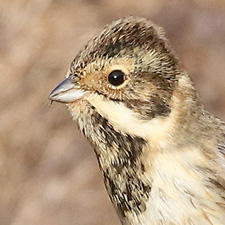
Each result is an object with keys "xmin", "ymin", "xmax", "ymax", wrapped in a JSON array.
[{"xmin": 108, "ymin": 70, "xmax": 126, "ymax": 86}]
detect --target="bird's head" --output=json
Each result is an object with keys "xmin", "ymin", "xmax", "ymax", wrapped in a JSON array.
[
  {"xmin": 49, "ymin": 17, "xmax": 189, "ymax": 139},
  {"xmin": 48, "ymin": 17, "xmax": 215, "ymax": 224}
]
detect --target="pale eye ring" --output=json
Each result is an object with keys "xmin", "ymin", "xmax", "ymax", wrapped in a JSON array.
[{"xmin": 108, "ymin": 70, "xmax": 126, "ymax": 86}]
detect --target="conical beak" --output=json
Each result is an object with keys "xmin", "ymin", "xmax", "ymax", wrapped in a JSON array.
[{"xmin": 48, "ymin": 77, "xmax": 85, "ymax": 103}]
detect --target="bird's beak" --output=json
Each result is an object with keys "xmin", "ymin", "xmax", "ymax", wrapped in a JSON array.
[{"xmin": 48, "ymin": 76, "xmax": 86, "ymax": 103}]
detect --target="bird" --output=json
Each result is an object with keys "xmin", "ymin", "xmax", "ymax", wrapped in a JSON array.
[{"xmin": 49, "ymin": 17, "xmax": 225, "ymax": 225}]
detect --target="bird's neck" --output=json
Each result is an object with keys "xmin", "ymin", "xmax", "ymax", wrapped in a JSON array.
[
  {"xmin": 70, "ymin": 103, "xmax": 152, "ymax": 224},
  {"xmin": 68, "ymin": 74, "xmax": 221, "ymax": 224},
  {"xmin": 97, "ymin": 132, "xmax": 152, "ymax": 224}
]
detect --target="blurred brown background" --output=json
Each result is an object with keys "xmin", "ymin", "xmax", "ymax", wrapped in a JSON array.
[{"xmin": 0, "ymin": 0, "xmax": 225, "ymax": 224}]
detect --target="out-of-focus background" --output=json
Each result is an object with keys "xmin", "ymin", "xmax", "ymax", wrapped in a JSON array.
[{"xmin": 1, "ymin": 0, "xmax": 225, "ymax": 224}]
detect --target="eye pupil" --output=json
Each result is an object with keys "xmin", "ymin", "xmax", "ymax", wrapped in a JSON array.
[{"xmin": 108, "ymin": 70, "xmax": 125, "ymax": 86}]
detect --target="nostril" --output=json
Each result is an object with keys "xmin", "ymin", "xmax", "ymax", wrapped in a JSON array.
[{"xmin": 70, "ymin": 73, "xmax": 79, "ymax": 82}]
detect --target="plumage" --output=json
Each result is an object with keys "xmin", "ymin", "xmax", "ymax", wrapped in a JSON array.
[{"xmin": 49, "ymin": 17, "xmax": 225, "ymax": 225}]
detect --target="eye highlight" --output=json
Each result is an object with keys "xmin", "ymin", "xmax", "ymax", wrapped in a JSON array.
[{"xmin": 108, "ymin": 70, "xmax": 126, "ymax": 86}]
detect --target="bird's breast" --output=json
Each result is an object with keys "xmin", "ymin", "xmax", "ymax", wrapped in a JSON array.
[{"xmin": 136, "ymin": 145, "xmax": 225, "ymax": 225}]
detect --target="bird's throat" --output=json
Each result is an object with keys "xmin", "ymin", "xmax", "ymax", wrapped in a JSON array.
[{"xmin": 69, "ymin": 102, "xmax": 152, "ymax": 224}]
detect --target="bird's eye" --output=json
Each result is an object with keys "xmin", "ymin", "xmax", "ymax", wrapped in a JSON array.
[{"xmin": 108, "ymin": 70, "xmax": 126, "ymax": 86}]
